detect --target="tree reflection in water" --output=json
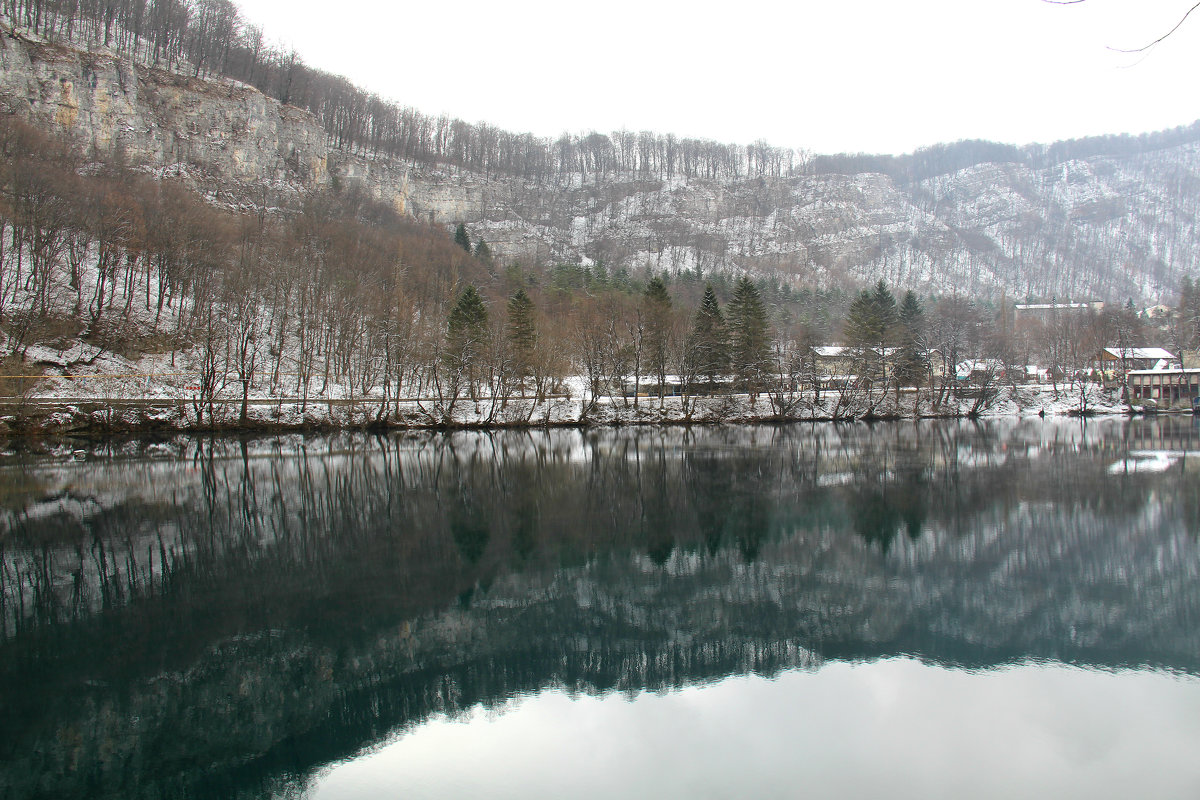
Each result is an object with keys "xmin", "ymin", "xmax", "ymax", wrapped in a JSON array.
[{"xmin": 0, "ymin": 417, "xmax": 1198, "ymax": 798}]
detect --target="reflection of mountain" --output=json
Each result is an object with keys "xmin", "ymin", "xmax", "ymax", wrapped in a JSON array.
[{"xmin": 1, "ymin": 418, "xmax": 1198, "ymax": 798}]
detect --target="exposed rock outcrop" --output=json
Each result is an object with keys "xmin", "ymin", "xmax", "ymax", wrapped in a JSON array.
[{"xmin": 4, "ymin": 21, "xmax": 1199, "ymax": 302}]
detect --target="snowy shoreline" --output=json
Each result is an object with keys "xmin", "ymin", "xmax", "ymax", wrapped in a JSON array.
[{"xmin": 0, "ymin": 382, "xmax": 1136, "ymax": 436}]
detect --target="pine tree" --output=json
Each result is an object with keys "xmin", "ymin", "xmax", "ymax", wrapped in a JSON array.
[
  {"xmin": 688, "ymin": 284, "xmax": 729, "ymax": 386},
  {"xmin": 474, "ymin": 238, "xmax": 492, "ymax": 262},
  {"xmin": 843, "ymin": 290, "xmax": 881, "ymax": 349},
  {"xmin": 872, "ymin": 280, "xmax": 900, "ymax": 389},
  {"xmin": 506, "ymin": 288, "xmax": 537, "ymax": 396},
  {"xmin": 871, "ymin": 279, "xmax": 899, "ymax": 335},
  {"xmin": 727, "ymin": 276, "xmax": 772, "ymax": 395},
  {"xmin": 453, "ymin": 223, "xmax": 471, "ymax": 252},
  {"xmin": 445, "ymin": 286, "xmax": 489, "ymax": 395},
  {"xmin": 844, "ymin": 280, "xmax": 899, "ymax": 383},
  {"xmin": 895, "ymin": 290, "xmax": 928, "ymax": 389},
  {"xmin": 643, "ymin": 276, "xmax": 673, "ymax": 399},
  {"xmin": 1180, "ymin": 276, "xmax": 1200, "ymax": 354}
]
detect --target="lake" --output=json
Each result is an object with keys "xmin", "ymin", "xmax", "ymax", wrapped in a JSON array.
[{"xmin": 1, "ymin": 418, "xmax": 1199, "ymax": 799}]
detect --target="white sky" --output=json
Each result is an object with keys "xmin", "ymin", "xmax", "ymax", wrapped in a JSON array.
[{"xmin": 232, "ymin": 0, "xmax": 1200, "ymax": 156}]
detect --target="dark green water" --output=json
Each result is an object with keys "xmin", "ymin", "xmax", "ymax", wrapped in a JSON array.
[{"xmin": 1, "ymin": 418, "xmax": 1199, "ymax": 799}]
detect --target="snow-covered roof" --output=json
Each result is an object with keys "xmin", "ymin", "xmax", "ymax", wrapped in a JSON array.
[
  {"xmin": 956, "ymin": 359, "xmax": 1007, "ymax": 379},
  {"xmin": 621, "ymin": 375, "xmax": 686, "ymax": 383},
  {"xmin": 1101, "ymin": 347, "xmax": 1176, "ymax": 361},
  {"xmin": 957, "ymin": 359, "xmax": 1005, "ymax": 372},
  {"xmin": 1127, "ymin": 367, "xmax": 1200, "ymax": 376},
  {"xmin": 1014, "ymin": 302, "xmax": 1092, "ymax": 311},
  {"xmin": 811, "ymin": 345, "xmax": 902, "ymax": 357}
]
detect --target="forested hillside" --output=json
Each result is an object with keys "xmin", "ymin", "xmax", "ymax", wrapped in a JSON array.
[
  {"xmin": 3, "ymin": 0, "xmax": 1200, "ymax": 305},
  {"xmin": 1, "ymin": 1, "xmax": 1199, "ymax": 427}
]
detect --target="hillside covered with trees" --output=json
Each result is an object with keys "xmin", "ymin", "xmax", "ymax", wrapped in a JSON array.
[
  {"xmin": 1, "ymin": 1, "xmax": 1199, "ymax": 426},
  {"xmin": 4, "ymin": 0, "xmax": 1200, "ymax": 303}
]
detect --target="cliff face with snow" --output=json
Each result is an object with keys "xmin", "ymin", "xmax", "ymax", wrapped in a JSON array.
[
  {"xmin": 422, "ymin": 146, "xmax": 1200, "ymax": 304},
  {"xmin": 4, "ymin": 21, "xmax": 1198, "ymax": 302},
  {"xmin": 0, "ymin": 24, "xmax": 328, "ymax": 202}
]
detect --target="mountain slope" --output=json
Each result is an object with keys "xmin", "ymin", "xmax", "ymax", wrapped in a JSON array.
[{"xmin": 2, "ymin": 19, "xmax": 1197, "ymax": 303}]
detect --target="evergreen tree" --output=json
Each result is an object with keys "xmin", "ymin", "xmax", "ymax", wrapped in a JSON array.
[
  {"xmin": 1180, "ymin": 276, "xmax": 1200, "ymax": 354},
  {"xmin": 872, "ymin": 279, "xmax": 899, "ymax": 335},
  {"xmin": 445, "ymin": 286, "xmax": 489, "ymax": 394},
  {"xmin": 504, "ymin": 262, "xmax": 527, "ymax": 288},
  {"xmin": 843, "ymin": 289, "xmax": 881, "ymax": 349},
  {"xmin": 506, "ymin": 288, "xmax": 537, "ymax": 396},
  {"xmin": 895, "ymin": 290, "xmax": 929, "ymax": 389},
  {"xmin": 688, "ymin": 284, "xmax": 729, "ymax": 386},
  {"xmin": 844, "ymin": 280, "xmax": 900, "ymax": 383},
  {"xmin": 643, "ymin": 276, "xmax": 673, "ymax": 399},
  {"xmin": 727, "ymin": 276, "xmax": 772, "ymax": 395},
  {"xmin": 474, "ymin": 238, "xmax": 492, "ymax": 262},
  {"xmin": 453, "ymin": 223, "xmax": 471, "ymax": 252}
]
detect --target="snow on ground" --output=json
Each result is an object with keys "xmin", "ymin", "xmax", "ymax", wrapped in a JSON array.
[{"xmin": 0, "ymin": 369, "xmax": 1137, "ymax": 434}]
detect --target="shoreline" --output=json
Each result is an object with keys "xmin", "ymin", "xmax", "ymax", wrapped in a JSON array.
[{"xmin": 0, "ymin": 383, "xmax": 1147, "ymax": 436}]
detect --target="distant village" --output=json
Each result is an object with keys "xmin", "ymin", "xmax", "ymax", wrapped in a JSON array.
[{"xmin": 791, "ymin": 300, "xmax": 1199, "ymax": 412}]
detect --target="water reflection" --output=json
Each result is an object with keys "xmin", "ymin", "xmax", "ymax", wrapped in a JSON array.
[
  {"xmin": 309, "ymin": 660, "xmax": 1200, "ymax": 800},
  {"xmin": 0, "ymin": 417, "xmax": 1198, "ymax": 798}
]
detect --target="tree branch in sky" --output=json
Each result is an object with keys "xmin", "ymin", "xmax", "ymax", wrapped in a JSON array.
[{"xmin": 1043, "ymin": 0, "xmax": 1200, "ymax": 53}]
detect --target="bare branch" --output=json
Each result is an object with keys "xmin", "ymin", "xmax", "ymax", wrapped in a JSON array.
[
  {"xmin": 1108, "ymin": 1, "xmax": 1200, "ymax": 53},
  {"xmin": 1044, "ymin": 0, "xmax": 1200, "ymax": 53}
]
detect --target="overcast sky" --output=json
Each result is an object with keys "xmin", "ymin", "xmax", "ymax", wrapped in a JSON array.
[{"xmin": 232, "ymin": 0, "xmax": 1200, "ymax": 156}]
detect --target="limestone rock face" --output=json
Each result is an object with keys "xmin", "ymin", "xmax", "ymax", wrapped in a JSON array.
[{"xmin": 0, "ymin": 25, "xmax": 328, "ymax": 201}]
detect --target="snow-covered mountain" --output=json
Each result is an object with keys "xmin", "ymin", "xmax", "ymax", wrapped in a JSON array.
[
  {"xmin": 3, "ymin": 20, "xmax": 1198, "ymax": 303},
  {"xmin": 433, "ymin": 148, "xmax": 1200, "ymax": 302}
]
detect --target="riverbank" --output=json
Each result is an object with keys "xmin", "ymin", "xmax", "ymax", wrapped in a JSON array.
[{"xmin": 0, "ymin": 382, "xmax": 1133, "ymax": 435}]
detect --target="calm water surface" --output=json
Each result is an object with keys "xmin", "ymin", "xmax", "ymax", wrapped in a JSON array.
[{"xmin": 1, "ymin": 418, "xmax": 1198, "ymax": 799}]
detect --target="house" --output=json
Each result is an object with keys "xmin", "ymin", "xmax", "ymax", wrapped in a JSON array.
[
  {"xmin": 1023, "ymin": 365, "xmax": 1052, "ymax": 384},
  {"xmin": 1127, "ymin": 367, "xmax": 1200, "ymax": 409},
  {"xmin": 1140, "ymin": 304, "xmax": 1173, "ymax": 320},
  {"xmin": 809, "ymin": 346, "xmax": 857, "ymax": 382},
  {"xmin": 1013, "ymin": 301, "xmax": 1104, "ymax": 325},
  {"xmin": 1097, "ymin": 347, "xmax": 1179, "ymax": 374},
  {"xmin": 619, "ymin": 375, "xmax": 687, "ymax": 397},
  {"xmin": 806, "ymin": 345, "xmax": 944, "ymax": 388},
  {"xmin": 955, "ymin": 359, "xmax": 1007, "ymax": 384}
]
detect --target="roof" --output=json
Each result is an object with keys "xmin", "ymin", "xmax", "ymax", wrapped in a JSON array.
[
  {"xmin": 957, "ymin": 358, "xmax": 1005, "ymax": 371},
  {"xmin": 811, "ymin": 346, "xmax": 905, "ymax": 357},
  {"xmin": 1127, "ymin": 367, "xmax": 1200, "ymax": 375},
  {"xmin": 1101, "ymin": 347, "xmax": 1176, "ymax": 361},
  {"xmin": 1014, "ymin": 302, "xmax": 1092, "ymax": 311}
]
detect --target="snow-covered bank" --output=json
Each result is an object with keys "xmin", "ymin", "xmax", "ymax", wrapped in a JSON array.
[{"xmin": 0, "ymin": 381, "xmax": 1133, "ymax": 435}]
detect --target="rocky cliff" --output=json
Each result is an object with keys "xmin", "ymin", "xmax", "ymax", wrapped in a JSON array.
[
  {"xmin": 4, "ymin": 20, "xmax": 1198, "ymax": 303},
  {"xmin": 0, "ymin": 23, "xmax": 327, "ymax": 203}
]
